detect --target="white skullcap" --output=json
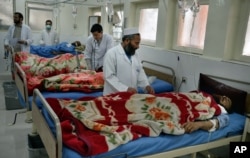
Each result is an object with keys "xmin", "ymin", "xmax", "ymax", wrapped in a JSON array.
[{"xmin": 123, "ymin": 27, "xmax": 139, "ymax": 36}]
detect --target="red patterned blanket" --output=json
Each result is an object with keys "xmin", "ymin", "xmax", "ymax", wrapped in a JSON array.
[
  {"xmin": 15, "ymin": 52, "xmax": 103, "ymax": 95},
  {"xmin": 43, "ymin": 71, "xmax": 104, "ymax": 92},
  {"xmin": 46, "ymin": 91, "xmax": 221, "ymax": 156}
]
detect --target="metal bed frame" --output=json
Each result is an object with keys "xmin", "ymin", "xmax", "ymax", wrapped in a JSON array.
[{"xmin": 31, "ymin": 72, "xmax": 250, "ymax": 158}]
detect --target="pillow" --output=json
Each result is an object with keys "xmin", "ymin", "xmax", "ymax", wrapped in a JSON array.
[
  {"xmin": 148, "ymin": 76, "xmax": 157, "ymax": 84},
  {"xmin": 199, "ymin": 73, "xmax": 247, "ymax": 115}
]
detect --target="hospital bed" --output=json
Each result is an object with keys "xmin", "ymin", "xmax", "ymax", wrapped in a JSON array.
[
  {"xmin": 14, "ymin": 52, "xmax": 176, "ymax": 123},
  {"xmin": 13, "ymin": 51, "xmax": 102, "ymax": 123},
  {"xmin": 31, "ymin": 73, "xmax": 250, "ymax": 158},
  {"xmin": 141, "ymin": 60, "xmax": 176, "ymax": 93}
]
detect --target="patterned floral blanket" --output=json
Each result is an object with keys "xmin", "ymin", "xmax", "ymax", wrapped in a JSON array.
[
  {"xmin": 43, "ymin": 71, "xmax": 104, "ymax": 92},
  {"xmin": 15, "ymin": 52, "xmax": 104, "ymax": 95},
  {"xmin": 46, "ymin": 91, "xmax": 221, "ymax": 156}
]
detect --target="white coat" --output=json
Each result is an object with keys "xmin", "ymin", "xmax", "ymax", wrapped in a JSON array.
[
  {"xmin": 4, "ymin": 24, "xmax": 33, "ymax": 52},
  {"xmin": 39, "ymin": 29, "xmax": 59, "ymax": 46},
  {"xmin": 103, "ymin": 44, "xmax": 149, "ymax": 95}
]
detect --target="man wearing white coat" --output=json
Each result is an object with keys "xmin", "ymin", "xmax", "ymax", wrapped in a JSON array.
[
  {"xmin": 39, "ymin": 19, "xmax": 59, "ymax": 46},
  {"xmin": 103, "ymin": 27, "xmax": 155, "ymax": 95},
  {"xmin": 4, "ymin": 12, "xmax": 33, "ymax": 53}
]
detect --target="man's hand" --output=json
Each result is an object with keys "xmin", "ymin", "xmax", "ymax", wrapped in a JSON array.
[
  {"xmin": 182, "ymin": 120, "xmax": 216, "ymax": 133},
  {"xmin": 145, "ymin": 85, "xmax": 155, "ymax": 94},
  {"xmin": 85, "ymin": 59, "xmax": 92, "ymax": 70},
  {"xmin": 181, "ymin": 122, "xmax": 201, "ymax": 133},
  {"xmin": 4, "ymin": 45, "xmax": 12, "ymax": 51},
  {"xmin": 127, "ymin": 87, "xmax": 137, "ymax": 94}
]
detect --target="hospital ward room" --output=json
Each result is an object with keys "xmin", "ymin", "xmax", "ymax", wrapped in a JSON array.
[{"xmin": 1, "ymin": 0, "xmax": 250, "ymax": 158}]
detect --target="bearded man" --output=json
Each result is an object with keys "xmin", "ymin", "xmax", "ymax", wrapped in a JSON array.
[
  {"xmin": 103, "ymin": 28, "xmax": 154, "ymax": 95},
  {"xmin": 4, "ymin": 12, "xmax": 33, "ymax": 53}
]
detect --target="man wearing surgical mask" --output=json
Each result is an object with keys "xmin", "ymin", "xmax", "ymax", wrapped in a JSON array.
[
  {"xmin": 103, "ymin": 27, "xmax": 155, "ymax": 95},
  {"xmin": 39, "ymin": 20, "xmax": 59, "ymax": 46}
]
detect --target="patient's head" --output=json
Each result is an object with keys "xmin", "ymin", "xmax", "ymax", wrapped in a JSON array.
[
  {"xmin": 71, "ymin": 41, "xmax": 81, "ymax": 47},
  {"xmin": 213, "ymin": 94, "xmax": 232, "ymax": 112}
]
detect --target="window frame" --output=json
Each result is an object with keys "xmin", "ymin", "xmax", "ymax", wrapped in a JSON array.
[
  {"xmin": 232, "ymin": 0, "xmax": 250, "ymax": 63},
  {"xmin": 112, "ymin": 4, "xmax": 124, "ymax": 40},
  {"xmin": 26, "ymin": 2, "xmax": 53, "ymax": 32},
  {"xmin": 88, "ymin": 15, "xmax": 101, "ymax": 35},
  {"xmin": 113, "ymin": 4, "xmax": 124, "ymax": 27},
  {"xmin": 0, "ymin": 0, "xmax": 16, "ymax": 31},
  {"xmin": 134, "ymin": 0, "xmax": 159, "ymax": 46},
  {"xmin": 172, "ymin": 0, "xmax": 209, "ymax": 54}
]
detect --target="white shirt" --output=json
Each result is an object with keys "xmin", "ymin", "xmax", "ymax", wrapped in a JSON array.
[
  {"xmin": 103, "ymin": 44, "xmax": 149, "ymax": 95},
  {"xmin": 4, "ymin": 24, "xmax": 33, "ymax": 52},
  {"xmin": 85, "ymin": 33, "xmax": 113, "ymax": 70},
  {"xmin": 39, "ymin": 29, "xmax": 59, "ymax": 46}
]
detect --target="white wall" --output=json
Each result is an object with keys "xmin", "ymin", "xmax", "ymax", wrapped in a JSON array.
[{"xmin": 138, "ymin": 46, "xmax": 250, "ymax": 93}]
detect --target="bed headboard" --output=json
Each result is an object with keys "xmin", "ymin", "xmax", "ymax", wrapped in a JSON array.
[
  {"xmin": 199, "ymin": 73, "xmax": 250, "ymax": 115},
  {"xmin": 142, "ymin": 60, "xmax": 176, "ymax": 89},
  {"xmin": 246, "ymin": 94, "xmax": 250, "ymax": 113}
]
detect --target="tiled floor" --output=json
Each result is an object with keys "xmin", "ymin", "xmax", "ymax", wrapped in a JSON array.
[
  {"xmin": 0, "ymin": 79, "xmax": 32, "ymax": 158},
  {"xmin": 0, "ymin": 79, "xmax": 230, "ymax": 158}
]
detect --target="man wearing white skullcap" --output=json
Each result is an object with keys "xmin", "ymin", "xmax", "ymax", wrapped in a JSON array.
[
  {"xmin": 103, "ymin": 27, "xmax": 155, "ymax": 95},
  {"xmin": 123, "ymin": 28, "xmax": 139, "ymax": 36}
]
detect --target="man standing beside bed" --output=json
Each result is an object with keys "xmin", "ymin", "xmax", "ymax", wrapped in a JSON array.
[
  {"xmin": 103, "ymin": 27, "xmax": 155, "ymax": 95},
  {"xmin": 85, "ymin": 23, "xmax": 114, "ymax": 72},
  {"xmin": 4, "ymin": 12, "xmax": 33, "ymax": 53},
  {"xmin": 102, "ymin": 27, "xmax": 229, "ymax": 134},
  {"xmin": 39, "ymin": 19, "xmax": 59, "ymax": 46}
]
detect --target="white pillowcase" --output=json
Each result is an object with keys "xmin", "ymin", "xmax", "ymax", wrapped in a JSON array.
[{"xmin": 148, "ymin": 76, "xmax": 157, "ymax": 84}]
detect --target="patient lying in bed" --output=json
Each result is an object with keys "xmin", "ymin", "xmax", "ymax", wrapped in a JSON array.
[
  {"xmin": 30, "ymin": 41, "xmax": 85, "ymax": 58},
  {"xmin": 14, "ymin": 51, "xmax": 104, "ymax": 95},
  {"xmin": 45, "ymin": 90, "xmax": 232, "ymax": 156},
  {"xmin": 182, "ymin": 94, "xmax": 232, "ymax": 133}
]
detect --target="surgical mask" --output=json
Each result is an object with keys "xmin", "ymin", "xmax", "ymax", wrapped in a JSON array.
[{"xmin": 46, "ymin": 25, "xmax": 51, "ymax": 30}]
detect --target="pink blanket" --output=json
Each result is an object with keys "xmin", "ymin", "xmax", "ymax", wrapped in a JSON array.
[
  {"xmin": 46, "ymin": 91, "xmax": 221, "ymax": 156},
  {"xmin": 43, "ymin": 71, "xmax": 104, "ymax": 92}
]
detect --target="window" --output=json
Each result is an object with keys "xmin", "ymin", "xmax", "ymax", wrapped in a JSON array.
[
  {"xmin": 112, "ymin": 5, "xmax": 124, "ymax": 40},
  {"xmin": 232, "ymin": 0, "xmax": 250, "ymax": 63},
  {"xmin": 173, "ymin": 1, "xmax": 209, "ymax": 54},
  {"xmin": 139, "ymin": 8, "xmax": 158, "ymax": 43},
  {"xmin": 27, "ymin": 2, "xmax": 53, "ymax": 31},
  {"xmin": 134, "ymin": 0, "xmax": 159, "ymax": 46},
  {"xmin": 242, "ymin": 15, "xmax": 250, "ymax": 56},
  {"xmin": 0, "ymin": 0, "xmax": 15, "ymax": 30}
]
